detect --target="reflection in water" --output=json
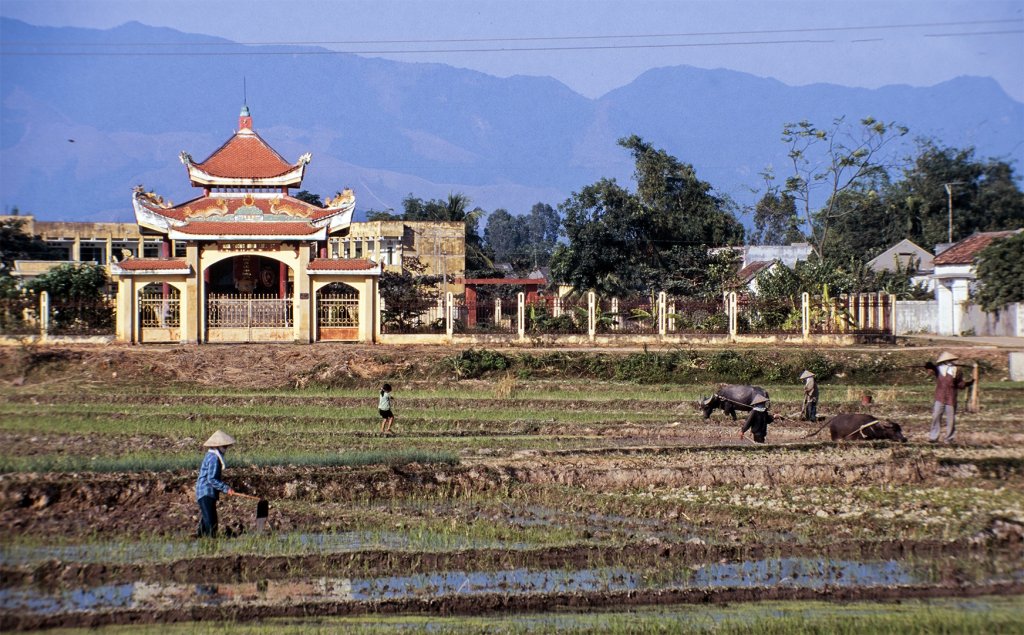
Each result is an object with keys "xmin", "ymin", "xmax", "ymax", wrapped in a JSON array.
[{"xmin": 2, "ymin": 556, "xmax": 989, "ymax": 616}]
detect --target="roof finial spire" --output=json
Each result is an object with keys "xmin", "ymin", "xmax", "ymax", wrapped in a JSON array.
[{"xmin": 239, "ymin": 78, "xmax": 252, "ymax": 131}]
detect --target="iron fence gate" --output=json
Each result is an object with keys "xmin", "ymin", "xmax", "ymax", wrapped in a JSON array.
[
  {"xmin": 207, "ymin": 294, "xmax": 292, "ymax": 341},
  {"xmin": 317, "ymin": 294, "xmax": 360, "ymax": 340}
]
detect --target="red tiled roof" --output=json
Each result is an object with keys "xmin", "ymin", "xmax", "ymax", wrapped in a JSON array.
[
  {"xmin": 175, "ymin": 221, "xmax": 320, "ymax": 236},
  {"xmin": 116, "ymin": 259, "xmax": 189, "ymax": 271},
  {"xmin": 308, "ymin": 258, "xmax": 378, "ymax": 271},
  {"xmin": 933, "ymin": 231, "xmax": 1019, "ymax": 265},
  {"xmin": 194, "ymin": 131, "xmax": 295, "ymax": 179},
  {"xmin": 737, "ymin": 260, "xmax": 775, "ymax": 283}
]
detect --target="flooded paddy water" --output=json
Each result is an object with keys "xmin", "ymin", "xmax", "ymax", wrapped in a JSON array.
[{"xmin": 1, "ymin": 345, "xmax": 1023, "ymax": 631}]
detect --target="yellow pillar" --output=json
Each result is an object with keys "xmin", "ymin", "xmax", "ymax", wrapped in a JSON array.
[
  {"xmin": 72, "ymin": 236, "xmax": 81, "ymax": 261},
  {"xmin": 115, "ymin": 276, "xmax": 134, "ymax": 343},
  {"xmin": 185, "ymin": 244, "xmax": 201, "ymax": 343},
  {"xmin": 295, "ymin": 243, "xmax": 312, "ymax": 342},
  {"xmin": 105, "ymin": 236, "xmax": 113, "ymax": 266},
  {"xmin": 137, "ymin": 237, "xmax": 144, "ymax": 258}
]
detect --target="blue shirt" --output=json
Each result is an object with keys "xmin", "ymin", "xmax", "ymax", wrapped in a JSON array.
[{"xmin": 195, "ymin": 449, "xmax": 230, "ymax": 501}]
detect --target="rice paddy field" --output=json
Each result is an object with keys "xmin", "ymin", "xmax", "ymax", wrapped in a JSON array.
[{"xmin": 0, "ymin": 343, "xmax": 1022, "ymax": 632}]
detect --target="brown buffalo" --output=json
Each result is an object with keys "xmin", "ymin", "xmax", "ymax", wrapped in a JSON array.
[{"xmin": 806, "ymin": 413, "xmax": 907, "ymax": 442}]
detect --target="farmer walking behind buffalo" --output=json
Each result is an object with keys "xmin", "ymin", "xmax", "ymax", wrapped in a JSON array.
[
  {"xmin": 740, "ymin": 394, "xmax": 773, "ymax": 443},
  {"xmin": 800, "ymin": 370, "xmax": 819, "ymax": 421},
  {"xmin": 925, "ymin": 351, "xmax": 972, "ymax": 443},
  {"xmin": 196, "ymin": 430, "xmax": 237, "ymax": 538}
]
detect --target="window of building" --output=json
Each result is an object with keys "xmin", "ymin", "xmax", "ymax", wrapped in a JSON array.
[
  {"xmin": 79, "ymin": 243, "xmax": 105, "ymax": 264},
  {"xmin": 143, "ymin": 241, "xmax": 161, "ymax": 258},
  {"xmin": 354, "ymin": 240, "xmax": 363, "ymax": 259},
  {"xmin": 174, "ymin": 241, "xmax": 187, "ymax": 257}
]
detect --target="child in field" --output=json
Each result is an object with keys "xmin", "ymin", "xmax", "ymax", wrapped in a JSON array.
[{"xmin": 378, "ymin": 383, "xmax": 395, "ymax": 435}]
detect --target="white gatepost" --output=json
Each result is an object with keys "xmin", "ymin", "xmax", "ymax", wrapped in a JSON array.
[
  {"xmin": 611, "ymin": 297, "xmax": 620, "ymax": 331},
  {"xmin": 658, "ymin": 291, "xmax": 667, "ymax": 336},
  {"xmin": 587, "ymin": 291, "xmax": 596, "ymax": 341},
  {"xmin": 39, "ymin": 290, "xmax": 50, "ymax": 340},
  {"xmin": 801, "ymin": 292, "xmax": 810, "ymax": 339},
  {"xmin": 668, "ymin": 300, "xmax": 676, "ymax": 333},
  {"xmin": 728, "ymin": 291, "xmax": 738, "ymax": 339},
  {"xmin": 445, "ymin": 292, "xmax": 454, "ymax": 337},
  {"xmin": 494, "ymin": 297, "xmax": 502, "ymax": 327},
  {"xmin": 517, "ymin": 292, "xmax": 526, "ymax": 339},
  {"xmin": 376, "ymin": 294, "xmax": 384, "ymax": 341},
  {"xmin": 877, "ymin": 292, "xmax": 886, "ymax": 332},
  {"xmin": 553, "ymin": 296, "xmax": 562, "ymax": 318}
]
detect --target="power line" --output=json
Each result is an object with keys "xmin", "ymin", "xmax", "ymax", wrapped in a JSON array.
[
  {"xmin": 1, "ymin": 20, "xmax": 1021, "ymax": 57},
  {"xmin": 2, "ymin": 18, "xmax": 1020, "ymax": 47}
]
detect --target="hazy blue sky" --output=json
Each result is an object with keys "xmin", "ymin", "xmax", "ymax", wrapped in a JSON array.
[{"xmin": 3, "ymin": 0, "xmax": 1023, "ymax": 100}]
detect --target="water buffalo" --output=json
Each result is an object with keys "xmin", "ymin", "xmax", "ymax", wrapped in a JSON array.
[
  {"xmin": 807, "ymin": 413, "xmax": 907, "ymax": 442},
  {"xmin": 700, "ymin": 384, "xmax": 770, "ymax": 420}
]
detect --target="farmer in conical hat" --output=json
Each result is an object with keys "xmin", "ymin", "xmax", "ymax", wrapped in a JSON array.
[
  {"xmin": 800, "ymin": 370, "xmax": 819, "ymax": 422},
  {"xmin": 740, "ymin": 394, "xmax": 774, "ymax": 444},
  {"xmin": 924, "ymin": 352, "xmax": 972, "ymax": 443},
  {"xmin": 195, "ymin": 430, "xmax": 236, "ymax": 538}
]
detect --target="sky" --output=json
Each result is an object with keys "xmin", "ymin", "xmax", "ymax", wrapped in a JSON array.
[{"xmin": 2, "ymin": 0, "xmax": 1023, "ymax": 101}]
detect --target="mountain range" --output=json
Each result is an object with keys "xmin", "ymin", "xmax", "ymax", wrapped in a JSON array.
[{"xmin": 2, "ymin": 18, "xmax": 1022, "ymax": 223}]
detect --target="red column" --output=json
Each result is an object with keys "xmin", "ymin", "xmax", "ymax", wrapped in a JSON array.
[{"xmin": 465, "ymin": 285, "xmax": 477, "ymax": 327}]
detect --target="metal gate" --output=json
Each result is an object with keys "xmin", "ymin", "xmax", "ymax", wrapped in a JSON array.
[
  {"xmin": 207, "ymin": 294, "xmax": 293, "ymax": 342},
  {"xmin": 317, "ymin": 293, "xmax": 360, "ymax": 341}
]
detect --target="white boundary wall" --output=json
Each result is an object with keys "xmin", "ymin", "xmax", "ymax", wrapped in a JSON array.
[
  {"xmin": 962, "ymin": 302, "xmax": 1023, "ymax": 337},
  {"xmin": 893, "ymin": 301, "xmax": 938, "ymax": 335}
]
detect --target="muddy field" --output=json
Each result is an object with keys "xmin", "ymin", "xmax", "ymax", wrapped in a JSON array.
[{"xmin": 1, "ymin": 343, "xmax": 1022, "ymax": 632}]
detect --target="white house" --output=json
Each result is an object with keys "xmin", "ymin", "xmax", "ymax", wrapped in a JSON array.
[
  {"xmin": 867, "ymin": 238, "xmax": 935, "ymax": 290},
  {"xmin": 931, "ymin": 230, "xmax": 1019, "ymax": 335}
]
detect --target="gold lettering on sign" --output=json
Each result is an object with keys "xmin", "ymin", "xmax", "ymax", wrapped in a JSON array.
[{"xmin": 218, "ymin": 242, "xmax": 282, "ymax": 251}]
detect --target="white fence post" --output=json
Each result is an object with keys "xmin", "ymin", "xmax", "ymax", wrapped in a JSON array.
[
  {"xmin": 801, "ymin": 292, "xmax": 810, "ymax": 339},
  {"xmin": 553, "ymin": 296, "xmax": 562, "ymax": 318},
  {"xmin": 658, "ymin": 291, "xmax": 667, "ymax": 336},
  {"xmin": 39, "ymin": 290, "xmax": 50, "ymax": 340},
  {"xmin": 494, "ymin": 297, "xmax": 502, "ymax": 327},
  {"xmin": 728, "ymin": 292, "xmax": 737, "ymax": 339},
  {"xmin": 588, "ymin": 291, "xmax": 596, "ymax": 341},
  {"xmin": 611, "ymin": 297, "xmax": 620, "ymax": 331},
  {"xmin": 517, "ymin": 292, "xmax": 526, "ymax": 340},
  {"xmin": 445, "ymin": 292, "xmax": 454, "ymax": 337}
]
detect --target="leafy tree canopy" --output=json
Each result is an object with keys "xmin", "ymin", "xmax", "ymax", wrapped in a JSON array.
[
  {"xmin": 552, "ymin": 136, "xmax": 744, "ymax": 297},
  {"xmin": 749, "ymin": 189, "xmax": 804, "ymax": 246},
  {"xmin": 25, "ymin": 263, "xmax": 109, "ymax": 300},
  {"xmin": 292, "ymin": 190, "xmax": 324, "ymax": 207},
  {"xmin": 483, "ymin": 203, "xmax": 560, "ymax": 274},
  {"xmin": 974, "ymin": 232, "xmax": 1024, "ymax": 311},
  {"xmin": 823, "ymin": 140, "xmax": 1024, "ymax": 263},
  {"xmin": 1, "ymin": 217, "xmax": 60, "ymax": 268}
]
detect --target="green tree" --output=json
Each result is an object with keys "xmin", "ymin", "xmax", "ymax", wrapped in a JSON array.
[
  {"xmin": 552, "ymin": 136, "xmax": 744, "ymax": 296},
  {"xmin": 1, "ymin": 217, "xmax": 60, "ymax": 268},
  {"xmin": 750, "ymin": 189, "xmax": 804, "ymax": 245},
  {"xmin": 292, "ymin": 190, "xmax": 324, "ymax": 207},
  {"xmin": 779, "ymin": 117, "xmax": 908, "ymax": 259},
  {"xmin": 378, "ymin": 257, "xmax": 446, "ymax": 330},
  {"xmin": 483, "ymin": 203, "xmax": 561, "ymax": 274},
  {"xmin": 25, "ymin": 263, "xmax": 109, "ymax": 300},
  {"xmin": 883, "ymin": 140, "xmax": 1024, "ymax": 251},
  {"xmin": 974, "ymin": 232, "xmax": 1024, "ymax": 311}
]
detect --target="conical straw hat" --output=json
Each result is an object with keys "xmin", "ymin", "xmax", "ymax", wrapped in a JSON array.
[
  {"xmin": 799, "ymin": 370, "xmax": 815, "ymax": 380},
  {"xmin": 203, "ymin": 429, "xmax": 236, "ymax": 447},
  {"xmin": 935, "ymin": 351, "xmax": 959, "ymax": 364},
  {"xmin": 751, "ymin": 394, "xmax": 769, "ymax": 406}
]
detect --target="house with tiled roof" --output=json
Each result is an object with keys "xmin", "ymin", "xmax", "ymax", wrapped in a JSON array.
[
  {"xmin": 110, "ymin": 106, "xmax": 384, "ymax": 344},
  {"xmin": 734, "ymin": 260, "xmax": 779, "ymax": 295},
  {"xmin": 931, "ymin": 230, "xmax": 1021, "ymax": 335}
]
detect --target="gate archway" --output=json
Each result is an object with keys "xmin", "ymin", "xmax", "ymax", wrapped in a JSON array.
[
  {"xmin": 316, "ymin": 282, "xmax": 360, "ymax": 341},
  {"xmin": 204, "ymin": 254, "xmax": 294, "ymax": 343},
  {"xmin": 138, "ymin": 282, "xmax": 183, "ymax": 343}
]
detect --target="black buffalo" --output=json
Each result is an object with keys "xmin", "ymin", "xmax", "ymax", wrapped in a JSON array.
[
  {"xmin": 700, "ymin": 385, "xmax": 770, "ymax": 420},
  {"xmin": 807, "ymin": 413, "xmax": 907, "ymax": 442}
]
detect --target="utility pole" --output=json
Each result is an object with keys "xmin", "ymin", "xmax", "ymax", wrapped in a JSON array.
[{"xmin": 944, "ymin": 182, "xmax": 965, "ymax": 243}]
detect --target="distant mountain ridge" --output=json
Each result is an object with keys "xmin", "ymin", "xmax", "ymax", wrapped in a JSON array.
[{"xmin": 1, "ymin": 18, "xmax": 1022, "ymax": 222}]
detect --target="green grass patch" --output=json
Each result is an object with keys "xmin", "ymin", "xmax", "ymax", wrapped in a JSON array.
[{"xmin": 0, "ymin": 449, "xmax": 458, "ymax": 475}]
